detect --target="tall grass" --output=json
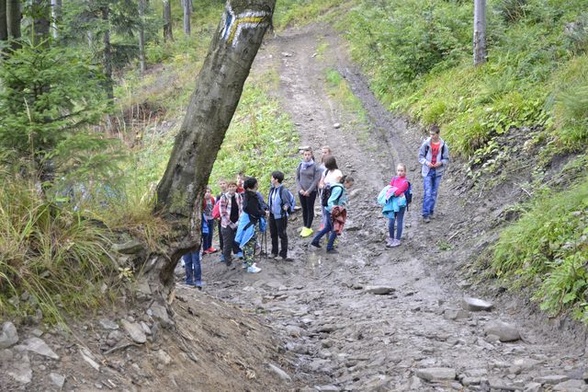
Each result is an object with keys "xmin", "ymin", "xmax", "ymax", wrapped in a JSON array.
[{"xmin": 0, "ymin": 178, "xmax": 121, "ymax": 321}]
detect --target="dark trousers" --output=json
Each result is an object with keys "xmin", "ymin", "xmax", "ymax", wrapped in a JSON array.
[
  {"xmin": 221, "ymin": 226, "xmax": 239, "ymax": 265},
  {"xmin": 269, "ymin": 213, "xmax": 288, "ymax": 258},
  {"xmin": 299, "ymin": 191, "xmax": 317, "ymax": 228}
]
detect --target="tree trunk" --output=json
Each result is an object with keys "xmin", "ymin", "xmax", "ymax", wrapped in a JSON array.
[
  {"xmin": 182, "ymin": 0, "xmax": 190, "ymax": 36},
  {"xmin": 162, "ymin": 0, "xmax": 173, "ymax": 42},
  {"xmin": 7, "ymin": 0, "xmax": 20, "ymax": 50},
  {"xmin": 51, "ymin": 0, "xmax": 62, "ymax": 39},
  {"xmin": 153, "ymin": 0, "xmax": 275, "ymax": 293},
  {"xmin": 101, "ymin": 5, "xmax": 114, "ymax": 100},
  {"xmin": 32, "ymin": 0, "xmax": 50, "ymax": 46},
  {"xmin": 138, "ymin": 0, "xmax": 146, "ymax": 73},
  {"xmin": 473, "ymin": 0, "xmax": 487, "ymax": 66},
  {"xmin": 0, "ymin": 0, "xmax": 7, "ymax": 42}
]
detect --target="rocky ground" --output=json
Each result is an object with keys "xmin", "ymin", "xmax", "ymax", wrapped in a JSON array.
[{"xmin": 1, "ymin": 23, "xmax": 588, "ymax": 392}]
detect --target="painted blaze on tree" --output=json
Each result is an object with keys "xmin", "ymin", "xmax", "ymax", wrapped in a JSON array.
[{"xmin": 153, "ymin": 0, "xmax": 275, "ymax": 288}]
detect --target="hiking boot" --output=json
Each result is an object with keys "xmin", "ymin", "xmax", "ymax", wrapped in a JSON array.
[
  {"xmin": 310, "ymin": 241, "xmax": 321, "ymax": 249},
  {"xmin": 246, "ymin": 263, "xmax": 261, "ymax": 274},
  {"xmin": 326, "ymin": 248, "xmax": 339, "ymax": 254},
  {"xmin": 300, "ymin": 227, "xmax": 313, "ymax": 238}
]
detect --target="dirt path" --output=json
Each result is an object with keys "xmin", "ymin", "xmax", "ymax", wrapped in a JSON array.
[{"xmin": 194, "ymin": 24, "xmax": 588, "ymax": 391}]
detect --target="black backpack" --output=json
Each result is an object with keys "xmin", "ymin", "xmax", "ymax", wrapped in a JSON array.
[
  {"xmin": 321, "ymin": 184, "xmax": 342, "ymax": 207},
  {"xmin": 404, "ymin": 181, "xmax": 413, "ymax": 209}
]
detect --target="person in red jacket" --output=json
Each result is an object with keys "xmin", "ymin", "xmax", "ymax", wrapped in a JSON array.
[{"xmin": 387, "ymin": 163, "xmax": 410, "ymax": 248}]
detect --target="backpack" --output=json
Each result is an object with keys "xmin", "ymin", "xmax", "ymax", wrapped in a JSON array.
[
  {"xmin": 321, "ymin": 184, "xmax": 343, "ymax": 207},
  {"xmin": 280, "ymin": 186, "xmax": 296, "ymax": 214},
  {"xmin": 212, "ymin": 198, "xmax": 222, "ymax": 220},
  {"xmin": 404, "ymin": 181, "xmax": 413, "ymax": 210}
]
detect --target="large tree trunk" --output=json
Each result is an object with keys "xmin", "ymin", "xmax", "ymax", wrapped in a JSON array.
[{"xmin": 152, "ymin": 0, "xmax": 275, "ymax": 295}]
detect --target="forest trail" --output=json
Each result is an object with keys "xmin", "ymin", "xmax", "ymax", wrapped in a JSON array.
[{"xmin": 195, "ymin": 23, "xmax": 588, "ymax": 391}]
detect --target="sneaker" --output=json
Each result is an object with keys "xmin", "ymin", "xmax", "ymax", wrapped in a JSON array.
[
  {"xmin": 326, "ymin": 248, "xmax": 339, "ymax": 254},
  {"xmin": 236, "ymin": 251, "xmax": 244, "ymax": 259},
  {"xmin": 300, "ymin": 227, "xmax": 313, "ymax": 238},
  {"xmin": 390, "ymin": 239, "xmax": 401, "ymax": 247},
  {"xmin": 242, "ymin": 262, "xmax": 247, "ymax": 269},
  {"xmin": 281, "ymin": 256, "xmax": 294, "ymax": 262},
  {"xmin": 386, "ymin": 237, "xmax": 394, "ymax": 247},
  {"xmin": 310, "ymin": 242, "xmax": 321, "ymax": 249},
  {"xmin": 207, "ymin": 247, "xmax": 218, "ymax": 254},
  {"xmin": 270, "ymin": 253, "xmax": 279, "ymax": 259},
  {"xmin": 423, "ymin": 216, "xmax": 431, "ymax": 223},
  {"xmin": 246, "ymin": 263, "xmax": 261, "ymax": 274}
]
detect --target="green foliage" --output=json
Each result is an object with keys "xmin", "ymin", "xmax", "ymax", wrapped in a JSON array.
[
  {"xmin": 210, "ymin": 80, "xmax": 299, "ymax": 196},
  {"xmin": 492, "ymin": 178, "xmax": 588, "ymax": 319},
  {"xmin": 0, "ymin": 178, "xmax": 121, "ymax": 321},
  {"xmin": 0, "ymin": 42, "xmax": 113, "ymax": 181}
]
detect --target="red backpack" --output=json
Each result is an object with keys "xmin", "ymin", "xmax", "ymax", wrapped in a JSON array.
[{"xmin": 212, "ymin": 198, "xmax": 222, "ymax": 220}]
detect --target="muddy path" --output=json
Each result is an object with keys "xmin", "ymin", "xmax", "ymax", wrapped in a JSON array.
[{"xmin": 195, "ymin": 24, "xmax": 588, "ymax": 391}]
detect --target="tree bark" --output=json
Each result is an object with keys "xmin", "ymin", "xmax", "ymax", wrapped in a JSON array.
[
  {"xmin": 182, "ymin": 0, "xmax": 191, "ymax": 36},
  {"xmin": 32, "ymin": 0, "xmax": 50, "ymax": 46},
  {"xmin": 0, "ymin": 0, "xmax": 7, "ymax": 42},
  {"xmin": 51, "ymin": 0, "xmax": 62, "ymax": 39},
  {"xmin": 162, "ymin": 0, "xmax": 173, "ymax": 42},
  {"xmin": 101, "ymin": 5, "xmax": 114, "ymax": 100},
  {"xmin": 473, "ymin": 0, "xmax": 487, "ymax": 66},
  {"xmin": 153, "ymin": 0, "xmax": 275, "ymax": 292},
  {"xmin": 7, "ymin": 0, "xmax": 21, "ymax": 50},
  {"xmin": 138, "ymin": 0, "xmax": 146, "ymax": 73}
]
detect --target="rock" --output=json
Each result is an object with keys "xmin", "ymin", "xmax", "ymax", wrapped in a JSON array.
[
  {"xmin": 49, "ymin": 372, "xmax": 66, "ymax": 389},
  {"xmin": 443, "ymin": 308, "xmax": 470, "ymax": 320},
  {"xmin": 79, "ymin": 347, "xmax": 100, "ymax": 371},
  {"xmin": 99, "ymin": 319, "xmax": 119, "ymax": 330},
  {"xmin": 415, "ymin": 367, "xmax": 456, "ymax": 381},
  {"xmin": 111, "ymin": 240, "xmax": 144, "ymax": 254},
  {"xmin": 155, "ymin": 349, "xmax": 172, "ymax": 365},
  {"xmin": 365, "ymin": 286, "xmax": 396, "ymax": 295},
  {"xmin": 462, "ymin": 297, "xmax": 493, "ymax": 311},
  {"xmin": 315, "ymin": 384, "xmax": 340, "ymax": 391},
  {"xmin": 20, "ymin": 337, "xmax": 59, "ymax": 359},
  {"xmin": 484, "ymin": 320, "xmax": 521, "ymax": 342},
  {"xmin": 0, "ymin": 322, "xmax": 19, "ymax": 349},
  {"xmin": 148, "ymin": 303, "xmax": 173, "ymax": 328},
  {"xmin": 7, "ymin": 352, "xmax": 32, "ymax": 384},
  {"xmin": 268, "ymin": 363, "xmax": 292, "ymax": 382},
  {"xmin": 535, "ymin": 374, "xmax": 569, "ymax": 385},
  {"xmin": 120, "ymin": 319, "xmax": 147, "ymax": 344},
  {"xmin": 553, "ymin": 379, "xmax": 586, "ymax": 391}
]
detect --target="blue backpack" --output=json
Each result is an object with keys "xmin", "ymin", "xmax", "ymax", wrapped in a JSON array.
[{"xmin": 280, "ymin": 186, "xmax": 296, "ymax": 214}]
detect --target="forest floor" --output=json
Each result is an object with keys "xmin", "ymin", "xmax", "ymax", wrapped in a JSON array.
[{"xmin": 2, "ymin": 23, "xmax": 587, "ymax": 392}]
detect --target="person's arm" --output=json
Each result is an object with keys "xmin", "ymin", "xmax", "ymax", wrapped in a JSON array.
[{"xmin": 307, "ymin": 165, "xmax": 321, "ymax": 193}]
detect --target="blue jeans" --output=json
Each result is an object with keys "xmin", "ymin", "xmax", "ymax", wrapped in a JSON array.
[
  {"xmin": 203, "ymin": 218, "xmax": 214, "ymax": 250},
  {"xmin": 182, "ymin": 251, "xmax": 202, "ymax": 286},
  {"xmin": 422, "ymin": 170, "xmax": 442, "ymax": 218},
  {"xmin": 388, "ymin": 207, "xmax": 406, "ymax": 240},
  {"xmin": 312, "ymin": 213, "xmax": 337, "ymax": 251}
]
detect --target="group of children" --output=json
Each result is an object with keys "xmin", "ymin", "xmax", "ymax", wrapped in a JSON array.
[{"xmin": 181, "ymin": 125, "xmax": 450, "ymax": 288}]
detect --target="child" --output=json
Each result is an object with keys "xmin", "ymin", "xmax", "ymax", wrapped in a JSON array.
[
  {"xmin": 385, "ymin": 163, "xmax": 410, "ymax": 247},
  {"xmin": 202, "ymin": 186, "xmax": 217, "ymax": 254},
  {"xmin": 310, "ymin": 175, "xmax": 354, "ymax": 254}
]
